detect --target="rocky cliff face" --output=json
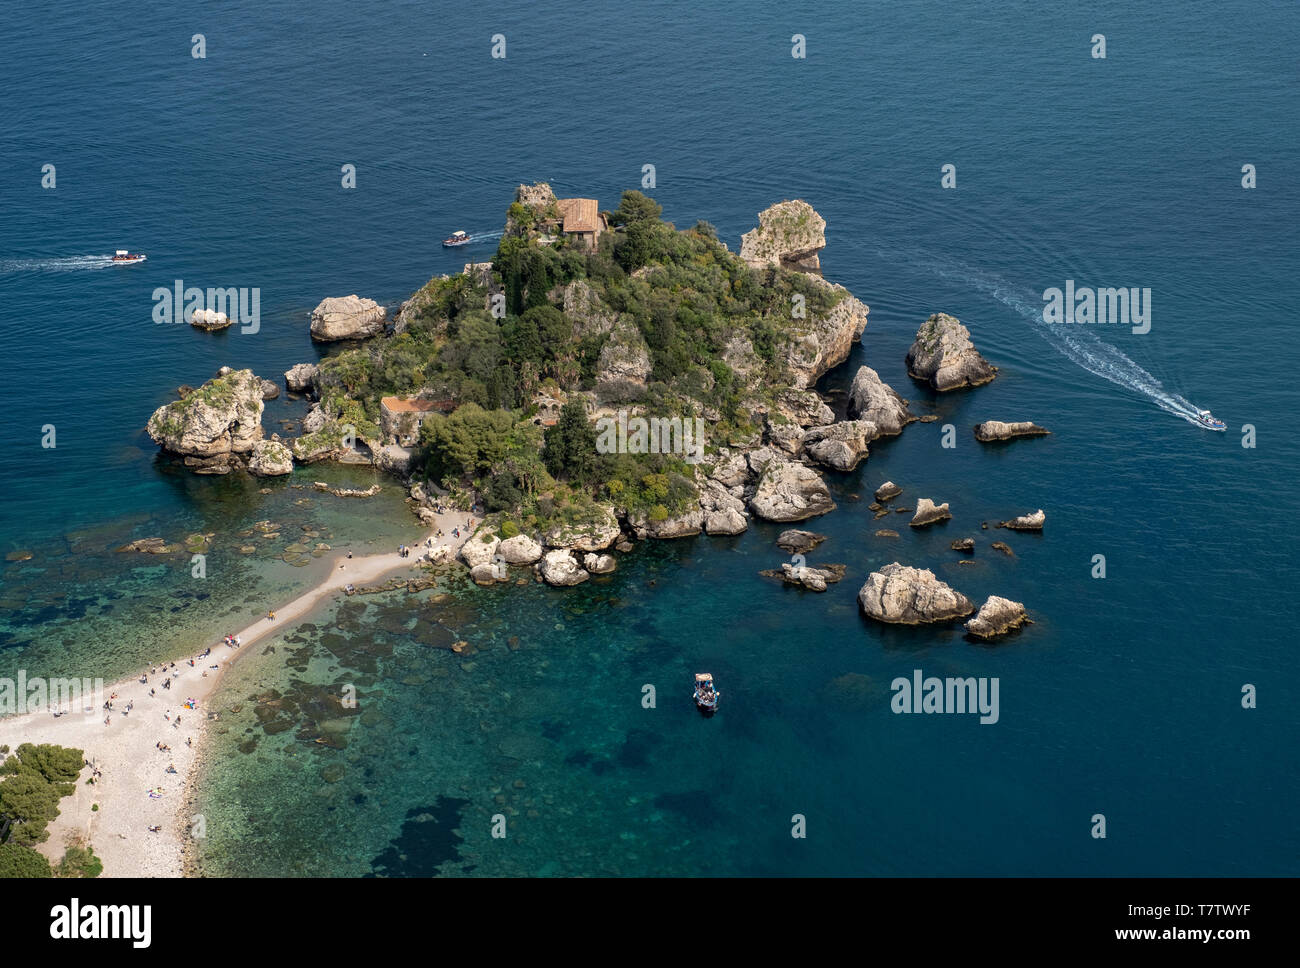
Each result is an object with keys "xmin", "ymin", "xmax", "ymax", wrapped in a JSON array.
[
  {"xmin": 561, "ymin": 279, "xmax": 619, "ymax": 341},
  {"xmin": 310, "ymin": 295, "xmax": 387, "ymax": 342},
  {"xmin": 146, "ymin": 369, "xmax": 265, "ymax": 475},
  {"xmin": 781, "ymin": 279, "xmax": 870, "ymax": 390},
  {"xmin": 740, "ymin": 200, "xmax": 827, "ymax": 273},
  {"xmin": 905, "ymin": 313, "xmax": 997, "ymax": 390},
  {"xmin": 595, "ymin": 316, "xmax": 652, "ymax": 402}
]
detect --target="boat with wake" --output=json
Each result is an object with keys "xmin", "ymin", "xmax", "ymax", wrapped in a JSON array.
[
  {"xmin": 111, "ymin": 249, "xmax": 146, "ymax": 264},
  {"xmin": 1193, "ymin": 409, "xmax": 1226, "ymax": 431},
  {"xmin": 442, "ymin": 230, "xmax": 471, "ymax": 248}
]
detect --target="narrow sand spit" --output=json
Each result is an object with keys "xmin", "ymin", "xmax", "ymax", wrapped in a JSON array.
[{"xmin": 0, "ymin": 511, "xmax": 476, "ymax": 877}]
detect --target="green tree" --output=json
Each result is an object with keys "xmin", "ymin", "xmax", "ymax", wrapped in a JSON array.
[
  {"xmin": 0, "ymin": 772, "xmax": 61, "ymax": 846},
  {"xmin": 610, "ymin": 190, "xmax": 663, "ymax": 226},
  {"xmin": 0, "ymin": 843, "xmax": 52, "ymax": 878},
  {"xmin": 543, "ymin": 399, "xmax": 608, "ymax": 484},
  {"xmin": 56, "ymin": 844, "xmax": 103, "ymax": 878}
]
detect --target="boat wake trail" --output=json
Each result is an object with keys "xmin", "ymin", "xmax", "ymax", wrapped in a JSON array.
[
  {"xmin": 897, "ymin": 250, "xmax": 1209, "ymax": 427},
  {"xmin": 466, "ymin": 230, "xmax": 502, "ymax": 244},
  {"xmin": 0, "ymin": 254, "xmax": 117, "ymax": 274}
]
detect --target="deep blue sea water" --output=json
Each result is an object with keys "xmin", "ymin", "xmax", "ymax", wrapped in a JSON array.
[{"xmin": 1, "ymin": 0, "xmax": 1296, "ymax": 875}]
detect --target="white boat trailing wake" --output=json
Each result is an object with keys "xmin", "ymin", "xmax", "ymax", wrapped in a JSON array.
[{"xmin": 897, "ymin": 250, "xmax": 1215, "ymax": 429}]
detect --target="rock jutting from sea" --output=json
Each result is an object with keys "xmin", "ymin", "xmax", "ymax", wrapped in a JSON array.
[
  {"xmin": 974, "ymin": 420, "xmax": 1051, "ymax": 442},
  {"xmin": 858, "ymin": 563, "xmax": 975, "ymax": 625},
  {"xmin": 905, "ymin": 313, "xmax": 997, "ymax": 391}
]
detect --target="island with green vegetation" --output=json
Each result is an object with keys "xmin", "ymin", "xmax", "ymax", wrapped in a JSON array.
[{"xmin": 147, "ymin": 184, "xmax": 933, "ymax": 587}]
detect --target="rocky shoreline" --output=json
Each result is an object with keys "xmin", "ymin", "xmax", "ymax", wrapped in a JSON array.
[{"xmin": 141, "ymin": 188, "xmax": 1048, "ymax": 623}]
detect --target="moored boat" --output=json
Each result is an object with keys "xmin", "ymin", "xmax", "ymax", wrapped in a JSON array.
[
  {"xmin": 442, "ymin": 230, "xmax": 470, "ymax": 247},
  {"xmin": 1194, "ymin": 409, "xmax": 1226, "ymax": 431},
  {"xmin": 693, "ymin": 673, "xmax": 719, "ymax": 714}
]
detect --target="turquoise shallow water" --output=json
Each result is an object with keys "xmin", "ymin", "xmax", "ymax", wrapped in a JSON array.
[{"xmin": 2, "ymin": 0, "xmax": 1297, "ymax": 874}]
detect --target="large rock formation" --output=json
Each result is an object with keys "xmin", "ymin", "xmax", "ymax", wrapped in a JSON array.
[
  {"xmin": 802, "ymin": 420, "xmax": 876, "ymax": 472},
  {"xmin": 146, "ymin": 369, "xmax": 265, "ymax": 475},
  {"xmin": 857, "ymin": 563, "xmax": 975, "ymax": 625},
  {"xmin": 965, "ymin": 596, "xmax": 1030, "ymax": 639},
  {"xmin": 562, "ymin": 279, "xmax": 619, "ymax": 341},
  {"xmin": 776, "ymin": 389, "xmax": 835, "ymax": 428},
  {"xmin": 740, "ymin": 200, "xmax": 827, "ymax": 273},
  {"xmin": 627, "ymin": 507, "xmax": 704, "ymax": 540},
  {"xmin": 248, "ymin": 439, "xmax": 294, "ymax": 477},
  {"xmin": 699, "ymin": 483, "xmax": 748, "ymax": 535},
  {"xmin": 460, "ymin": 534, "xmax": 500, "ymax": 568},
  {"xmin": 497, "ymin": 533, "xmax": 544, "ymax": 565},
  {"xmin": 782, "ymin": 280, "xmax": 870, "ymax": 390},
  {"xmin": 284, "ymin": 363, "xmax": 320, "ymax": 394},
  {"xmin": 310, "ymin": 295, "xmax": 387, "ymax": 342},
  {"xmin": 906, "ymin": 313, "xmax": 997, "ymax": 390},
  {"xmin": 974, "ymin": 420, "xmax": 1051, "ymax": 442},
  {"xmin": 594, "ymin": 316, "xmax": 651, "ymax": 402},
  {"xmin": 846, "ymin": 367, "xmax": 915, "ymax": 435},
  {"xmin": 910, "ymin": 498, "xmax": 952, "ymax": 528},
  {"xmin": 749, "ymin": 459, "xmax": 836, "ymax": 522},
  {"xmin": 543, "ymin": 507, "xmax": 621, "ymax": 551},
  {"xmin": 538, "ymin": 549, "xmax": 589, "ymax": 586}
]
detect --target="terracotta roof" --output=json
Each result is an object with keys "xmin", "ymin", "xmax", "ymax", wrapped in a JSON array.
[
  {"xmin": 557, "ymin": 198, "xmax": 602, "ymax": 234},
  {"xmin": 381, "ymin": 396, "xmax": 447, "ymax": 413}
]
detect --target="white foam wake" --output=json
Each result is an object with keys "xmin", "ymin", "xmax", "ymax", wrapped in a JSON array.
[
  {"xmin": 0, "ymin": 254, "xmax": 119, "ymax": 273},
  {"xmin": 897, "ymin": 251, "xmax": 1211, "ymax": 428}
]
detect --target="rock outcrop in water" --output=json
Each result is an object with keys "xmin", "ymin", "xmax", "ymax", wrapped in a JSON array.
[
  {"xmin": 910, "ymin": 498, "xmax": 952, "ymax": 528},
  {"xmin": 190, "ymin": 308, "xmax": 231, "ymax": 331},
  {"xmin": 874, "ymin": 481, "xmax": 903, "ymax": 502},
  {"xmin": 906, "ymin": 313, "xmax": 997, "ymax": 390},
  {"xmin": 857, "ymin": 563, "xmax": 974, "ymax": 624},
  {"xmin": 998, "ymin": 509, "xmax": 1045, "ymax": 531},
  {"xmin": 248, "ymin": 439, "xmax": 294, "ymax": 477},
  {"xmin": 146, "ymin": 368, "xmax": 265, "ymax": 475},
  {"xmin": 965, "ymin": 596, "xmax": 1030, "ymax": 639},
  {"xmin": 310, "ymin": 295, "xmax": 387, "ymax": 342},
  {"xmin": 739, "ymin": 200, "xmax": 826, "ymax": 273},
  {"xmin": 498, "ymin": 534, "xmax": 543, "ymax": 565},
  {"xmin": 749, "ymin": 459, "xmax": 836, "ymax": 522},
  {"xmin": 761, "ymin": 561, "xmax": 847, "ymax": 592},
  {"xmin": 802, "ymin": 419, "xmax": 876, "ymax": 472},
  {"xmin": 974, "ymin": 420, "xmax": 1050, "ymax": 442},
  {"xmin": 776, "ymin": 529, "xmax": 827, "ymax": 554},
  {"xmin": 538, "ymin": 549, "xmax": 590, "ymax": 586},
  {"xmin": 284, "ymin": 363, "xmax": 319, "ymax": 394},
  {"xmin": 847, "ymin": 367, "xmax": 915, "ymax": 435}
]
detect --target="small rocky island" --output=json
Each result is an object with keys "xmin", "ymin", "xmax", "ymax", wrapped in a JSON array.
[{"xmin": 142, "ymin": 182, "xmax": 1045, "ymax": 634}]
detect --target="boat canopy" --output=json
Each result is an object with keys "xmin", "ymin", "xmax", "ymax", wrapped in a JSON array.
[
  {"xmin": 115, "ymin": 249, "xmax": 129, "ymax": 255},
  {"xmin": 695, "ymin": 673, "xmax": 713, "ymax": 683}
]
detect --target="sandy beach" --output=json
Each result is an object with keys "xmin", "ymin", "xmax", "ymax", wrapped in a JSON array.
[{"xmin": 0, "ymin": 508, "xmax": 475, "ymax": 877}]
